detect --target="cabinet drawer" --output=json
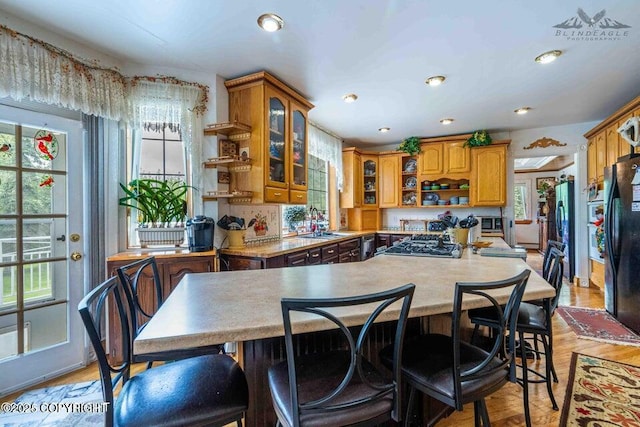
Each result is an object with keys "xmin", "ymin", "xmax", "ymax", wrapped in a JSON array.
[
  {"xmin": 322, "ymin": 255, "xmax": 339, "ymax": 264},
  {"xmin": 290, "ymin": 189, "xmax": 307, "ymax": 204},
  {"xmin": 339, "ymin": 238, "xmax": 360, "ymax": 253},
  {"xmin": 322, "ymin": 244, "xmax": 338, "ymax": 259},
  {"xmin": 287, "ymin": 251, "xmax": 309, "ymax": 267},
  {"xmin": 308, "ymin": 248, "xmax": 322, "ymax": 265},
  {"xmin": 265, "ymin": 186, "xmax": 289, "ymax": 203},
  {"xmin": 226, "ymin": 256, "xmax": 264, "ymax": 270}
]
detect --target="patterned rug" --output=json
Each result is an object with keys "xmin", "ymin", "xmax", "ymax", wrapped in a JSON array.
[
  {"xmin": 556, "ymin": 306, "xmax": 640, "ymax": 346},
  {"xmin": 560, "ymin": 353, "xmax": 640, "ymax": 426},
  {"xmin": 0, "ymin": 380, "xmax": 104, "ymax": 426}
]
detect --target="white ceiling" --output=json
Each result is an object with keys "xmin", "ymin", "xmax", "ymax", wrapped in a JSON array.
[{"xmin": 1, "ymin": 1, "xmax": 639, "ymax": 147}]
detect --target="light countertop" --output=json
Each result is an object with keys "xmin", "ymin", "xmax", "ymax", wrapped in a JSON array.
[{"xmin": 135, "ymin": 237, "xmax": 554, "ymax": 355}]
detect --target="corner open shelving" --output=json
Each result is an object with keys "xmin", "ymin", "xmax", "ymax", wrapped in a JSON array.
[{"xmin": 203, "ymin": 121, "xmax": 251, "ymax": 141}]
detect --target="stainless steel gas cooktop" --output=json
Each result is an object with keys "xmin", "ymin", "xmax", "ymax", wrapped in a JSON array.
[{"xmin": 380, "ymin": 234, "xmax": 463, "ymax": 258}]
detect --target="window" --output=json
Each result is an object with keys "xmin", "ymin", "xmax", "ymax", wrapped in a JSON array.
[
  {"xmin": 124, "ymin": 124, "xmax": 189, "ymax": 247},
  {"xmin": 139, "ymin": 125, "xmax": 185, "ymax": 181},
  {"xmin": 281, "ymin": 154, "xmax": 328, "ymax": 233},
  {"xmin": 514, "ymin": 181, "xmax": 530, "ymax": 221}
]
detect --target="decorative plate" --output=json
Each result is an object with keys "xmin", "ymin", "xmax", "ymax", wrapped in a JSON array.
[
  {"xmin": 405, "ymin": 176, "xmax": 417, "ymax": 188},
  {"xmin": 423, "ymin": 192, "xmax": 440, "ymax": 202},
  {"xmin": 404, "ymin": 159, "xmax": 417, "ymax": 172}
]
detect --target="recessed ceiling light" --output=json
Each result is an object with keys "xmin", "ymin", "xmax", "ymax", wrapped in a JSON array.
[
  {"xmin": 425, "ymin": 76, "xmax": 446, "ymax": 86},
  {"xmin": 440, "ymin": 118, "xmax": 454, "ymax": 125},
  {"xmin": 535, "ymin": 50, "xmax": 562, "ymax": 64},
  {"xmin": 378, "ymin": 127, "xmax": 390, "ymax": 133},
  {"xmin": 342, "ymin": 93, "xmax": 358, "ymax": 103},
  {"xmin": 257, "ymin": 13, "xmax": 284, "ymax": 32},
  {"xmin": 514, "ymin": 107, "xmax": 531, "ymax": 115}
]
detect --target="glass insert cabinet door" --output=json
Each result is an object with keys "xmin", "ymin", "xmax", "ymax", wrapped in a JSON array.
[
  {"xmin": 290, "ymin": 106, "xmax": 307, "ymax": 189},
  {"xmin": 363, "ymin": 159, "xmax": 377, "ymax": 205},
  {"xmin": 267, "ymin": 95, "xmax": 287, "ymax": 188}
]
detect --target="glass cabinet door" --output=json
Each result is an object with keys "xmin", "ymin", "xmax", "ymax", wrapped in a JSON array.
[
  {"xmin": 290, "ymin": 106, "xmax": 307, "ymax": 189},
  {"xmin": 363, "ymin": 159, "xmax": 377, "ymax": 205},
  {"xmin": 267, "ymin": 95, "xmax": 287, "ymax": 187}
]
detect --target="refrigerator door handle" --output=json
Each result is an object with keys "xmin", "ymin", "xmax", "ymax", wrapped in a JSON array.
[
  {"xmin": 604, "ymin": 179, "xmax": 618, "ymax": 280},
  {"xmin": 555, "ymin": 201, "xmax": 564, "ymax": 238}
]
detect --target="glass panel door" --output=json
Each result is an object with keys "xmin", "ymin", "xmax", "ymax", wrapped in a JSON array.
[
  {"xmin": 363, "ymin": 159, "xmax": 377, "ymax": 205},
  {"xmin": 267, "ymin": 95, "xmax": 287, "ymax": 188},
  {"xmin": 0, "ymin": 106, "xmax": 84, "ymax": 395},
  {"xmin": 291, "ymin": 109, "xmax": 307, "ymax": 189}
]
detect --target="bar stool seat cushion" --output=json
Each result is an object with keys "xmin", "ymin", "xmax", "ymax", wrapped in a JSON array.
[
  {"xmin": 115, "ymin": 354, "xmax": 248, "ymax": 427},
  {"xmin": 268, "ymin": 350, "xmax": 393, "ymax": 427},
  {"xmin": 380, "ymin": 334, "xmax": 508, "ymax": 403}
]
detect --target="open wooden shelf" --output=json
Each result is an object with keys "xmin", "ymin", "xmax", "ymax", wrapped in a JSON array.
[
  {"xmin": 202, "ymin": 190, "xmax": 252, "ymax": 204},
  {"xmin": 203, "ymin": 156, "xmax": 252, "ymax": 172},
  {"xmin": 204, "ymin": 121, "xmax": 251, "ymax": 141}
]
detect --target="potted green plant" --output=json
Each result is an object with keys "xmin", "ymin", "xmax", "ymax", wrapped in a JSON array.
[
  {"xmin": 397, "ymin": 136, "xmax": 421, "ymax": 156},
  {"xmin": 284, "ymin": 206, "xmax": 307, "ymax": 231},
  {"xmin": 119, "ymin": 178, "xmax": 194, "ymax": 247},
  {"xmin": 464, "ymin": 130, "xmax": 492, "ymax": 147}
]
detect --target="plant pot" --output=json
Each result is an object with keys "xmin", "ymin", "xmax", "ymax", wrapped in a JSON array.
[{"xmin": 137, "ymin": 227, "xmax": 185, "ymax": 248}]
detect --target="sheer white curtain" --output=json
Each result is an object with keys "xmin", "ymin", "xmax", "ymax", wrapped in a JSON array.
[
  {"xmin": 0, "ymin": 25, "xmax": 127, "ymax": 120},
  {"xmin": 308, "ymin": 122, "xmax": 343, "ymax": 191}
]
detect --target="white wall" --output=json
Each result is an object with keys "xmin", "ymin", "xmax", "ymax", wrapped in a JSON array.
[{"xmin": 503, "ymin": 122, "xmax": 599, "ymax": 286}]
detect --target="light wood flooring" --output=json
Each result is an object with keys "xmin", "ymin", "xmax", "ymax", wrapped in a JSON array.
[{"xmin": 3, "ymin": 252, "xmax": 639, "ymax": 427}]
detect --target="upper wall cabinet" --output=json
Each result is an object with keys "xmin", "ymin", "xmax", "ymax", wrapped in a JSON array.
[
  {"xmin": 418, "ymin": 135, "xmax": 471, "ymax": 179},
  {"xmin": 224, "ymin": 71, "xmax": 314, "ymax": 204},
  {"xmin": 470, "ymin": 142, "xmax": 509, "ymax": 206},
  {"xmin": 585, "ymin": 94, "xmax": 640, "ymax": 188}
]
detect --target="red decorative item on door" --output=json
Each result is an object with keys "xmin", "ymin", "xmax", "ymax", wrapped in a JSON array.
[{"xmin": 34, "ymin": 129, "xmax": 59, "ymax": 161}]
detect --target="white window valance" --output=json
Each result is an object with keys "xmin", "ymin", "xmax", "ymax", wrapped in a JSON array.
[
  {"xmin": 309, "ymin": 122, "xmax": 344, "ymax": 191},
  {"xmin": 0, "ymin": 24, "xmax": 208, "ymax": 139}
]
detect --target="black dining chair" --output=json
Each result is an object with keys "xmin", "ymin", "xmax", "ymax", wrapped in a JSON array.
[
  {"xmin": 78, "ymin": 276, "xmax": 249, "ymax": 427},
  {"xmin": 268, "ymin": 283, "xmax": 415, "ymax": 427},
  {"xmin": 541, "ymin": 240, "xmax": 565, "ymax": 280},
  {"xmin": 468, "ymin": 248, "xmax": 564, "ymax": 427},
  {"xmin": 117, "ymin": 256, "xmax": 224, "ymax": 366},
  {"xmin": 381, "ymin": 270, "xmax": 530, "ymax": 427}
]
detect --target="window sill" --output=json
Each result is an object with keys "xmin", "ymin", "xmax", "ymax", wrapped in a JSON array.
[{"xmin": 515, "ymin": 220, "xmax": 533, "ymax": 225}]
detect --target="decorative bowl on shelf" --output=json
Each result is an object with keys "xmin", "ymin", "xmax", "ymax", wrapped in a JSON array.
[
  {"xmin": 404, "ymin": 159, "xmax": 417, "ymax": 173},
  {"xmin": 440, "ymin": 183, "xmax": 450, "ymax": 189},
  {"xmin": 431, "ymin": 184, "xmax": 441, "ymax": 190},
  {"xmin": 405, "ymin": 176, "xmax": 417, "ymax": 188},
  {"xmin": 423, "ymin": 200, "xmax": 436, "ymax": 206}
]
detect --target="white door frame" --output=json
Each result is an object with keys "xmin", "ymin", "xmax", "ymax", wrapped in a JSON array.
[{"xmin": 0, "ymin": 104, "xmax": 86, "ymax": 396}]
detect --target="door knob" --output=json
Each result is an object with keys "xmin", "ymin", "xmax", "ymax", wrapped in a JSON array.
[{"xmin": 70, "ymin": 252, "xmax": 82, "ymax": 261}]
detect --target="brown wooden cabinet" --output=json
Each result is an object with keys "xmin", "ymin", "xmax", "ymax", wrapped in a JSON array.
[
  {"xmin": 338, "ymin": 238, "xmax": 361, "ymax": 263},
  {"xmin": 470, "ymin": 142, "xmax": 508, "ymax": 206},
  {"xmin": 595, "ymin": 131, "xmax": 607, "ymax": 183},
  {"xmin": 225, "ymin": 71, "xmax": 314, "ymax": 204},
  {"xmin": 587, "ymin": 136, "xmax": 597, "ymax": 186},
  {"xmin": 419, "ymin": 142, "xmax": 443, "ymax": 175},
  {"xmin": 379, "ymin": 154, "xmax": 401, "ymax": 208},
  {"xmin": 419, "ymin": 136, "xmax": 471, "ymax": 178},
  {"xmin": 286, "ymin": 248, "xmax": 322, "ymax": 267},
  {"xmin": 105, "ymin": 251, "xmax": 217, "ymax": 362},
  {"xmin": 340, "ymin": 148, "xmax": 363, "ymax": 208}
]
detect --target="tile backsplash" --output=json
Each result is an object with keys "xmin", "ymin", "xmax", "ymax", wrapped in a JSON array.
[{"xmin": 227, "ymin": 204, "xmax": 281, "ymax": 244}]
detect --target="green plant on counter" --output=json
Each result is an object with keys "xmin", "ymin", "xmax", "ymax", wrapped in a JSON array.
[
  {"xmin": 284, "ymin": 206, "xmax": 307, "ymax": 230},
  {"xmin": 465, "ymin": 130, "xmax": 492, "ymax": 147},
  {"xmin": 119, "ymin": 178, "xmax": 194, "ymax": 227},
  {"xmin": 398, "ymin": 136, "xmax": 421, "ymax": 156}
]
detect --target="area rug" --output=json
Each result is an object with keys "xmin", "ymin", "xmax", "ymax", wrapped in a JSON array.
[
  {"xmin": 556, "ymin": 306, "xmax": 640, "ymax": 346},
  {"xmin": 560, "ymin": 352, "xmax": 640, "ymax": 426},
  {"xmin": 0, "ymin": 380, "xmax": 104, "ymax": 426}
]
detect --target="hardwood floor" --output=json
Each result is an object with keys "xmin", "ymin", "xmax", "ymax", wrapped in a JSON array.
[{"xmin": 3, "ymin": 252, "xmax": 639, "ymax": 427}]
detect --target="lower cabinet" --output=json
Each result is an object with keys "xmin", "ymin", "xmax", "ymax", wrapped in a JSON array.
[
  {"xmin": 321, "ymin": 244, "xmax": 339, "ymax": 264},
  {"xmin": 286, "ymin": 248, "xmax": 322, "ymax": 267},
  {"xmin": 376, "ymin": 233, "xmax": 406, "ymax": 250},
  {"xmin": 105, "ymin": 251, "xmax": 217, "ymax": 363},
  {"xmin": 338, "ymin": 238, "xmax": 361, "ymax": 263}
]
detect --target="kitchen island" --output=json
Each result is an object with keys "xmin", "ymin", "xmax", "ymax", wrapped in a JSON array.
[{"xmin": 135, "ymin": 238, "xmax": 554, "ymax": 426}]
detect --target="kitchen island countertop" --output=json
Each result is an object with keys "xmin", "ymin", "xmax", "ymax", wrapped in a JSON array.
[{"xmin": 135, "ymin": 237, "xmax": 553, "ymax": 355}]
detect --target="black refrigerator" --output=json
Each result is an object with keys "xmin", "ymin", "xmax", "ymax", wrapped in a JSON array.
[
  {"xmin": 554, "ymin": 181, "xmax": 575, "ymax": 281},
  {"xmin": 604, "ymin": 155, "xmax": 640, "ymax": 334}
]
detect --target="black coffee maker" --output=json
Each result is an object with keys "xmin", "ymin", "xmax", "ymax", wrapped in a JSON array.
[{"xmin": 186, "ymin": 216, "xmax": 214, "ymax": 252}]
